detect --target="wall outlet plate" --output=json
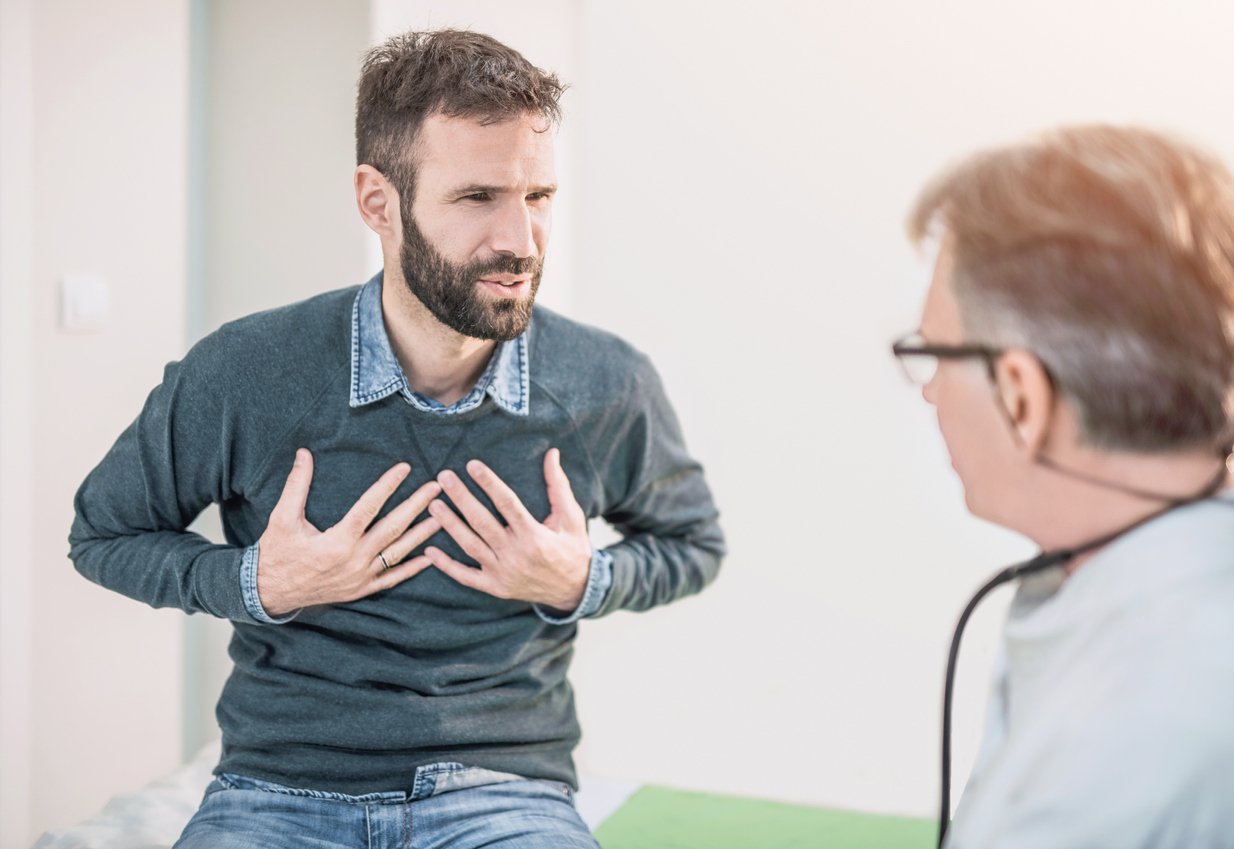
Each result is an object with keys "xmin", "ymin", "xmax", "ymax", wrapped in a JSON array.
[{"xmin": 59, "ymin": 275, "xmax": 108, "ymax": 332}]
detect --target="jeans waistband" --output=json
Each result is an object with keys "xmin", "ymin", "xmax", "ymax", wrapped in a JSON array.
[{"xmin": 217, "ymin": 762, "xmax": 529, "ymax": 804}]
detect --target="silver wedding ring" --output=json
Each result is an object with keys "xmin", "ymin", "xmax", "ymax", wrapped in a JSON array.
[{"xmin": 378, "ymin": 551, "xmax": 391, "ymax": 571}]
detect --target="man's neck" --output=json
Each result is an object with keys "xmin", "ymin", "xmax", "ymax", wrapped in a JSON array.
[
  {"xmin": 1021, "ymin": 447, "xmax": 1227, "ymax": 575},
  {"xmin": 381, "ymin": 263, "xmax": 497, "ymax": 408}
]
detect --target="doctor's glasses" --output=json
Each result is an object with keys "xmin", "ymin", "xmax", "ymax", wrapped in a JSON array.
[{"xmin": 891, "ymin": 333, "xmax": 1004, "ymax": 385}]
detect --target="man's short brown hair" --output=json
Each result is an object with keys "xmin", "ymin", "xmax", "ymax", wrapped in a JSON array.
[
  {"xmin": 356, "ymin": 29, "xmax": 565, "ymax": 202},
  {"xmin": 909, "ymin": 125, "xmax": 1234, "ymax": 452}
]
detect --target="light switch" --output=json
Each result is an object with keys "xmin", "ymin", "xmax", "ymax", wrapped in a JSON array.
[{"xmin": 60, "ymin": 275, "xmax": 109, "ymax": 332}]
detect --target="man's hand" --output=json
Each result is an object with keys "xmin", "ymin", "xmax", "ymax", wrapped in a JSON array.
[
  {"xmin": 425, "ymin": 448, "xmax": 591, "ymax": 611},
  {"xmin": 256, "ymin": 449, "xmax": 443, "ymax": 617}
]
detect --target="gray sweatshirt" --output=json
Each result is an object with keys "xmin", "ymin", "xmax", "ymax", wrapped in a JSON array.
[{"xmin": 69, "ymin": 281, "xmax": 724, "ymax": 795}]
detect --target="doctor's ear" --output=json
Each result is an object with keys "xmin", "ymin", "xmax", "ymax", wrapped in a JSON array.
[{"xmin": 992, "ymin": 349, "xmax": 1057, "ymax": 455}]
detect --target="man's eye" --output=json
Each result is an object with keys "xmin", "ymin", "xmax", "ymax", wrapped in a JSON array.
[{"xmin": 463, "ymin": 192, "xmax": 490, "ymax": 202}]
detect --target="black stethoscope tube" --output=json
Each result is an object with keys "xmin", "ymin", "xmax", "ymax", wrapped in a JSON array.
[{"xmin": 937, "ymin": 550, "xmax": 1066, "ymax": 847}]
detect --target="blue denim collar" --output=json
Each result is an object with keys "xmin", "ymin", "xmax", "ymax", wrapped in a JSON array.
[{"xmin": 349, "ymin": 272, "xmax": 530, "ymax": 416}]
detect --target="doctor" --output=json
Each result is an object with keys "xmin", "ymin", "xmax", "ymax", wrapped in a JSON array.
[{"xmin": 896, "ymin": 125, "xmax": 1234, "ymax": 847}]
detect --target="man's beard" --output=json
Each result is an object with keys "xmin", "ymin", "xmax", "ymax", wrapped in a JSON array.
[{"xmin": 399, "ymin": 209, "xmax": 543, "ymax": 342}]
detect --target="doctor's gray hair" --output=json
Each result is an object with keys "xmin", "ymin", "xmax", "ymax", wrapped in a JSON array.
[
  {"xmin": 356, "ymin": 29, "xmax": 565, "ymax": 204},
  {"xmin": 909, "ymin": 125, "xmax": 1234, "ymax": 452}
]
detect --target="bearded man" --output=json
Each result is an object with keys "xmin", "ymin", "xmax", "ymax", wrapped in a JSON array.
[{"xmin": 69, "ymin": 30, "xmax": 724, "ymax": 848}]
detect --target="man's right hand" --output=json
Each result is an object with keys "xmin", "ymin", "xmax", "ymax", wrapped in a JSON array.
[{"xmin": 256, "ymin": 448, "xmax": 442, "ymax": 617}]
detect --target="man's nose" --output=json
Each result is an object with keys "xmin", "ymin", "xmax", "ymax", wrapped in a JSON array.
[{"xmin": 490, "ymin": 199, "xmax": 538, "ymax": 258}]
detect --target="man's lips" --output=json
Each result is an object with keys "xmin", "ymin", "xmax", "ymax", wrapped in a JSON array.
[{"xmin": 479, "ymin": 277, "xmax": 532, "ymax": 298}]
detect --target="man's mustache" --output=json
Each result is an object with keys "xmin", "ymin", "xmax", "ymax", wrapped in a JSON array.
[{"xmin": 465, "ymin": 255, "xmax": 543, "ymax": 279}]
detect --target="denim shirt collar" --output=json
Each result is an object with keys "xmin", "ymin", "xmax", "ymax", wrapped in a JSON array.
[{"xmin": 349, "ymin": 272, "xmax": 529, "ymax": 416}]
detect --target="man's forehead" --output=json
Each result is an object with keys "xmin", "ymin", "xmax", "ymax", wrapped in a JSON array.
[{"xmin": 416, "ymin": 112, "xmax": 555, "ymax": 183}]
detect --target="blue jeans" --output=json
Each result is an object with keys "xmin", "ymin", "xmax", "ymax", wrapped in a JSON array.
[{"xmin": 173, "ymin": 773, "xmax": 601, "ymax": 849}]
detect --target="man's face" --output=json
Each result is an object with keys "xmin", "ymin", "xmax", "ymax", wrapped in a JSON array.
[
  {"xmin": 920, "ymin": 238, "xmax": 1021, "ymax": 523},
  {"xmin": 398, "ymin": 112, "xmax": 556, "ymax": 341}
]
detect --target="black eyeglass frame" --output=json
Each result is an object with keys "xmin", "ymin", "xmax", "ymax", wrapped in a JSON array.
[{"xmin": 891, "ymin": 334, "xmax": 1006, "ymax": 384}]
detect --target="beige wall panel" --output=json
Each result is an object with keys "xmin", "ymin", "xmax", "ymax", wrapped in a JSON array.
[{"xmin": 203, "ymin": 0, "xmax": 371, "ymax": 331}]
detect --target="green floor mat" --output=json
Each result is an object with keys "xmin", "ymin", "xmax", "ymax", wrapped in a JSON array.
[{"xmin": 593, "ymin": 786, "xmax": 936, "ymax": 849}]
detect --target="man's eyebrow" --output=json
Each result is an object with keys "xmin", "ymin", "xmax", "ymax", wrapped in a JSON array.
[{"xmin": 453, "ymin": 183, "xmax": 558, "ymax": 196}]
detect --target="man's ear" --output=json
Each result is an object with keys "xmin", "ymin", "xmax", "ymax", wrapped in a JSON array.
[
  {"xmin": 992, "ymin": 348, "xmax": 1056, "ymax": 456},
  {"xmin": 354, "ymin": 165, "xmax": 401, "ymax": 240}
]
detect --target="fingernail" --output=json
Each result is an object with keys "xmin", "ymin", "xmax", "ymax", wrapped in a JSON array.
[
  {"xmin": 294, "ymin": 449, "xmax": 305, "ymax": 466},
  {"xmin": 438, "ymin": 471, "xmax": 456, "ymax": 487},
  {"xmin": 429, "ymin": 500, "xmax": 444, "ymax": 513},
  {"xmin": 467, "ymin": 460, "xmax": 485, "ymax": 477},
  {"xmin": 397, "ymin": 463, "xmax": 410, "ymax": 477}
]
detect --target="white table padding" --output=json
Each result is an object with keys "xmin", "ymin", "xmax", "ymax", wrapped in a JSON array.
[{"xmin": 33, "ymin": 742, "xmax": 221, "ymax": 849}]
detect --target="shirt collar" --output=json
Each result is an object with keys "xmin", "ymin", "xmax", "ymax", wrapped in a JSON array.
[
  {"xmin": 1007, "ymin": 490, "xmax": 1234, "ymax": 634},
  {"xmin": 349, "ymin": 272, "xmax": 530, "ymax": 416}
]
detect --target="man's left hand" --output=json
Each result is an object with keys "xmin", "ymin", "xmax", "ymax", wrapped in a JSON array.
[{"xmin": 426, "ymin": 448, "xmax": 591, "ymax": 611}]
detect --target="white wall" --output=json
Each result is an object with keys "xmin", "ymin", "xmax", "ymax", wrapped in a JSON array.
[
  {"xmin": 0, "ymin": 1, "xmax": 192, "ymax": 843},
  {"xmin": 564, "ymin": 0, "xmax": 1234, "ymax": 817}
]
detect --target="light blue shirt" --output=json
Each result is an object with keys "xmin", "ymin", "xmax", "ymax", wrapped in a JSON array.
[
  {"xmin": 241, "ymin": 274, "xmax": 614, "ymax": 626},
  {"xmin": 948, "ymin": 493, "xmax": 1234, "ymax": 847}
]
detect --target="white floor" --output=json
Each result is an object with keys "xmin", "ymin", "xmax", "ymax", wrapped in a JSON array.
[{"xmin": 32, "ymin": 743, "xmax": 642, "ymax": 849}]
